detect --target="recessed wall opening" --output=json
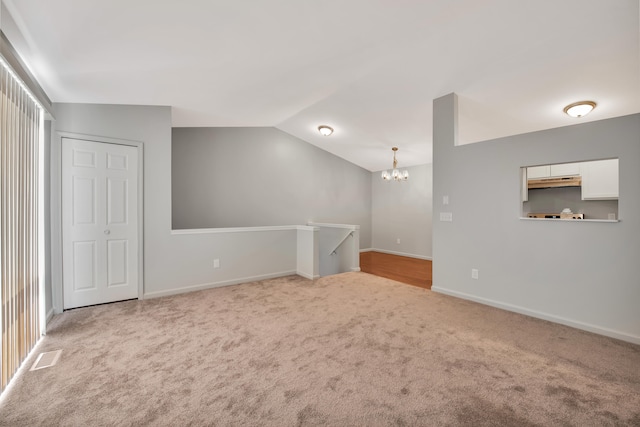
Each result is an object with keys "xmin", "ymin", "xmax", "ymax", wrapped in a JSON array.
[{"xmin": 521, "ymin": 158, "xmax": 619, "ymax": 221}]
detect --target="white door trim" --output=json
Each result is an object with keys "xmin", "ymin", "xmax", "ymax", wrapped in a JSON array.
[{"xmin": 52, "ymin": 131, "xmax": 144, "ymax": 313}]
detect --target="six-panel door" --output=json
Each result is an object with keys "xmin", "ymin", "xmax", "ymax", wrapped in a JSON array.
[{"xmin": 62, "ymin": 138, "xmax": 139, "ymax": 309}]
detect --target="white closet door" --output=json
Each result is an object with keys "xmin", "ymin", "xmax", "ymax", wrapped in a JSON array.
[{"xmin": 62, "ymin": 138, "xmax": 139, "ymax": 309}]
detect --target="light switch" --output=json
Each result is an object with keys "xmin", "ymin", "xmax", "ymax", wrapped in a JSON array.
[{"xmin": 443, "ymin": 195, "xmax": 449, "ymax": 205}]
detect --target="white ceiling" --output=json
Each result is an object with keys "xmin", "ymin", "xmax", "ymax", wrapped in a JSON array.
[{"xmin": 2, "ymin": 0, "xmax": 639, "ymax": 171}]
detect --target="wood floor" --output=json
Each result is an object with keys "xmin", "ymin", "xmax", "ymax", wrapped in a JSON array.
[{"xmin": 360, "ymin": 251, "xmax": 432, "ymax": 290}]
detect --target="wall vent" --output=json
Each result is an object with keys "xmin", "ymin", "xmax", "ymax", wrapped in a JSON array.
[{"xmin": 29, "ymin": 350, "xmax": 62, "ymax": 371}]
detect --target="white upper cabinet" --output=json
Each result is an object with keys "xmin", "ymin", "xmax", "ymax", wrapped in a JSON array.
[
  {"xmin": 581, "ymin": 159, "xmax": 619, "ymax": 200},
  {"xmin": 527, "ymin": 163, "xmax": 581, "ymax": 179},
  {"xmin": 550, "ymin": 163, "xmax": 581, "ymax": 177},
  {"xmin": 526, "ymin": 165, "xmax": 551, "ymax": 179}
]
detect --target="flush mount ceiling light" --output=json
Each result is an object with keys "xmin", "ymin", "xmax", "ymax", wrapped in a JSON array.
[
  {"xmin": 317, "ymin": 125, "xmax": 334, "ymax": 136},
  {"xmin": 563, "ymin": 101, "xmax": 596, "ymax": 118},
  {"xmin": 381, "ymin": 147, "xmax": 409, "ymax": 181}
]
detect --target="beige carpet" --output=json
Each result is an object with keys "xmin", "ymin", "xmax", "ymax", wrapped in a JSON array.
[{"xmin": 1, "ymin": 272, "xmax": 639, "ymax": 426}]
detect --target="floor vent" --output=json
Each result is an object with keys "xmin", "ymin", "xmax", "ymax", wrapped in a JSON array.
[{"xmin": 30, "ymin": 350, "xmax": 62, "ymax": 371}]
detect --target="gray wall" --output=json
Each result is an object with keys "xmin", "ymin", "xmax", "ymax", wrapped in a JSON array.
[
  {"xmin": 171, "ymin": 127, "xmax": 372, "ymax": 248},
  {"xmin": 433, "ymin": 93, "xmax": 640, "ymax": 343},
  {"xmin": 51, "ymin": 103, "xmax": 300, "ymax": 301},
  {"xmin": 371, "ymin": 163, "xmax": 432, "ymax": 258}
]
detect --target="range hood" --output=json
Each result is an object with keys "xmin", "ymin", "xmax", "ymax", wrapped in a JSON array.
[{"xmin": 528, "ymin": 176, "xmax": 581, "ymax": 189}]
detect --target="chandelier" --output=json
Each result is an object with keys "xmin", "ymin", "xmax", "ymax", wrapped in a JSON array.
[{"xmin": 381, "ymin": 147, "xmax": 409, "ymax": 181}]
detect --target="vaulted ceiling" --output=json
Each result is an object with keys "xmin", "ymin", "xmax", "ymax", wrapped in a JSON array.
[{"xmin": 2, "ymin": 0, "xmax": 638, "ymax": 171}]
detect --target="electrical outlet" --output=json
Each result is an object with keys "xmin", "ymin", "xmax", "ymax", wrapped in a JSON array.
[
  {"xmin": 396, "ymin": 238, "xmax": 401, "ymax": 244},
  {"xmin": 213, "ymin": 259, "xmax": 220, "ymax": 269},
  {"xmin": 471, "ymin": 268, "xmax": 479, "ymax": 280},
  {"xmin": 440, "ymin": 212, "xmax": 453, "ymax": 222}
]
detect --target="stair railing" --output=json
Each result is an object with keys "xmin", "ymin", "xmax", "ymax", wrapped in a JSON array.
[{"xmin": 329, "ymin": 231, "xmax": 353, "ymax": 255}]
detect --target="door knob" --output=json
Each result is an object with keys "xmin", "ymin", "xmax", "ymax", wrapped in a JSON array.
[{"xmin": 104, "ymin": 230, "xmax": 110, "ymax": 235}]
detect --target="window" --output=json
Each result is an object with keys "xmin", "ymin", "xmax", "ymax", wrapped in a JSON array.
[{"xmin": 0, "ymin": 57, "xmax": 44, "ymax": 393}]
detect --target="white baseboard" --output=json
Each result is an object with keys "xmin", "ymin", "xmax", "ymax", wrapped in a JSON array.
[
  {"xmin": 46, "ymin": 308, "xmax": 55, "ymax": 323},
  {"xmin": 297, "ymin": 271, "xmax": 320, "ymax": 280},
  {"xmin": 432, "ymin": 286, "xmax": 640, "ymax": 345},
  {"xmin": 365, "ymin": 248, "xmax": 432, "ymax": 261},
  {"xmin": 42, "ymin": 308, "xmax": 56, "ymax": 335},
  {"xmin": 351, "ymin": 267, "xmax": 361, "ymax": 272},
  {"xmin": 144, "ymin": 270, "xmax": 297, "ymax": 299}
]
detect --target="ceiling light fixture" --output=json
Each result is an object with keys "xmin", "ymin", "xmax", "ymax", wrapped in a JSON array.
[
  {"xmin": 563, "ymin": 101, "xmax": 596, "ymax": 118},
  {"xmin": 381, "ymin": 147, "xmax": 409, "ymax": 181},
  {"xmin": 318, "ymin": 125, "xmax": 333, "ymax": 136}
]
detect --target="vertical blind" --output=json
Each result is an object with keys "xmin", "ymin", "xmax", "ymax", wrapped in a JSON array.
[{"xmin": 0, "ymin": 58, "xmax": 43, "ymax": 393}]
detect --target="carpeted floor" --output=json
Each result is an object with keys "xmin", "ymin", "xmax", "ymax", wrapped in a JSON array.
[{"xmin": 1, "ymin": 272, "xmax": 639, "ymax": 426}]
